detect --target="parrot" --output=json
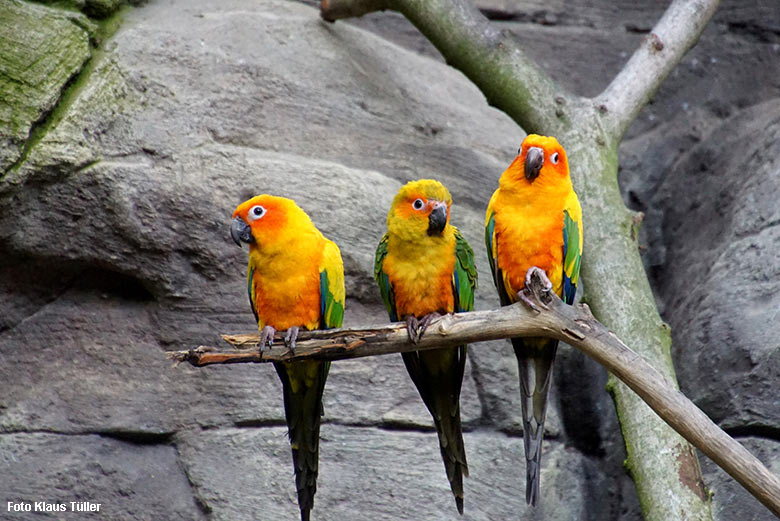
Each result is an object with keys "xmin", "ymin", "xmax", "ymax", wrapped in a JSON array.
[
  {"xmin": 231, "ymin": 194, "xmax": 345, "ymax": 521},
  {"xmin": 484, "ymin": 134, "xmax": 583, "ymax": 506},
  {"xmin": 374, "ymin": 179, "xmax": 478, "ymax": 514}
]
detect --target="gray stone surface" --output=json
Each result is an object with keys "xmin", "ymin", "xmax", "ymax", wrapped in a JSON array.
[
  {"xmin": 628, "ymin": 100, "xmax": 780, "ymax": 432},
  {"xmin": 702, "ymin": 437, "xmax": 780, "ymax": 521},
  {"xmin": 177, "ymin": 424, "xmax": 602, "ymax": 521},
  {"xmin": 0, "ymin": 0, "xmax": 776, "ymax": 519},
  {"xmin": 0, "ymin": 432, "xmax": 206, "ymax": 520}
]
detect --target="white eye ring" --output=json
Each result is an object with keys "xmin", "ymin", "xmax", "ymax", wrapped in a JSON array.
[
  {"xmin": 412, "ymin": 199, "xmax": 425, "ymax": 210},
  {"xmin": 248, "ymin": 205, "xmax": 266, "ymax": 221},
  {"xmin": 550, "ymin": 152, "xmax": 560, "ymax": 165}
]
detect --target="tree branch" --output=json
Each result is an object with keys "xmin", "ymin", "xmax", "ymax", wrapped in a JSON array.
[
  {"xmin": 167, "ymin": 283, "xmax": 780, "ymax": 518},
  {"xmin": 316, "ymin": 1, "xmax": 728, "ymax": 519},
  {"xmin": 597, "ymin": 0, "xmax": 721, "ymax": 139},
  {"xmin": 321, "ymin": 0, "xmax": 575, "ymax": 135}
]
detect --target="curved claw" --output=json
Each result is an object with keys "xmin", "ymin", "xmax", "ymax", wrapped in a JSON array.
[
  {"xmin": 416, "ymin": 312, "xmax": 441, "ymax": 340},
  {"xmin": 518, "ymin": 290, "xmax": 541, "ymax": 312},
  {"xmin": 406, "ymin": 315, "xmax": 421, "ymax": 345},
  {"xmin": 260, "ymin": 325, "xmax": 276, "ymax": 352},
  {"xmin": 405, "ymin": 313, "xmax": 441, "ymax": 344},
  {"xmin": 283, "ymin": 326, "xmax": 300, "ymax": 353}
]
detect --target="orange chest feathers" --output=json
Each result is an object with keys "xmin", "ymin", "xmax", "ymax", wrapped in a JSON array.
[
  {"xmin": 248, "ymin": 249, "xmax": 322, "ymax": 331},
  {"xmin": 494, "ymin": 206, "xmax": 565, "ymax": 298},
  {"xmin": 382, "ymin": 241, "xmax": 456, "ymax": 319}
]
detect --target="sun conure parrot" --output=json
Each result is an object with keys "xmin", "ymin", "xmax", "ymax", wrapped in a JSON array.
[
  {"xmin": 374, "ymin": 179, "xmax": 477, "ymax": 514},
  {"xmin": 231, "ymin": 195, "xmax": 345, "ymax": 521},
  {"xmin": 485, "ymin": 134, "xmax": 583, "ymax": 506}
]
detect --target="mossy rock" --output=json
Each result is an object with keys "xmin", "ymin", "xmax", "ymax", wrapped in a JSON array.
[{"xmin": 0, "ymin": 0, "xmax": 92, "ymax": 172}]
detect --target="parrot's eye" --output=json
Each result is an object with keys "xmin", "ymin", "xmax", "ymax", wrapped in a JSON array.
[
  {"xmin": 412, "ymin": 198, "xmax": 425, "ymax": 211},
  {"xmin": 550, "ymin": 152, "xmax": 560, "ymax": 165},
  {"xmin": 517, "ymin": 147, "xmax": 523, "ymax": 155},
  {"xmin": 248, "ymin": 205, "xmax": 266, "ymax": 221}
]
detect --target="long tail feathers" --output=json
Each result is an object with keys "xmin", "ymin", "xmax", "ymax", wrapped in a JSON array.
[
  {"xmin": 402, "ymin": 346, "xmax": 469, "ymax": 514},
  {"xmin": 513, "ymin": 337, "xmax": 558, "ymax": 507},
  {"xmin": 274, "ymin": 360, "xmax": 330, "ymax": 521}
]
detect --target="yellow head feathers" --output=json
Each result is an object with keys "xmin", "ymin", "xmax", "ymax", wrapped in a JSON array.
[
  {"xmin": 386, "ymin": 179, "xmax": 453, "ymax": 241},
  {"xmin": 499, "ymin": 134, "xmax": 571, "ymax": 194}
]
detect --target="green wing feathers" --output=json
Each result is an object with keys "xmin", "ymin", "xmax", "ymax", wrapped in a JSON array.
[
  {"xmin": 453, "ymin": 229, "xmax": 477, "ymax": 313},
  {"xmin": 373, "ymin": 233, "xmax": 398, "ymax": 322},
  {"xmin": 485, "ymin": 209, "xmax": 513, "ymax": 307},
  {"xmin": 484, "ymin": 210, "xmax": 498, "ymax": 290},
  {"xmin": 320, "ymin": 239, "xmax": 345, "ymax": 330},
  {"xmin": 247, "ymin": 265, "xmax": 259, "ymax": 323},
  {"xmin": 562, "ymin": 192, "xmax": 583, "ymax": 305}
]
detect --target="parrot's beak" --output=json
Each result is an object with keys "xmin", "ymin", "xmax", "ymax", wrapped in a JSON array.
[
  {"xmin": 427, "ymin": 201, "xmax": 448, "ymax": 236},
  {"xmin": 231, "ymin": 217, "xmax": 254, "ymax": 246},
  {"xmin": 525, "ymin": 146, "xmax": 544, "ymax": 182}
]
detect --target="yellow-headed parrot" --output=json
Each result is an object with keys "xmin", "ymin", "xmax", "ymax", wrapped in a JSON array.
[
  {"xmin": 231, "ymin": 195, "xmax": 345, "ymax": 521},
  {"xmin": 485, "ymin": 134, "xmax": 583, "ymax": 506},
  {"xmin": 374, "ymin": 179, "xmax": 477, "ymax": 514}
]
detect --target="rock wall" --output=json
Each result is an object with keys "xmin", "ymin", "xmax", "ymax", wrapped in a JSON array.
[{"xmin": 0, "ymin": 0, "xmax": 777, "ymax": 520}]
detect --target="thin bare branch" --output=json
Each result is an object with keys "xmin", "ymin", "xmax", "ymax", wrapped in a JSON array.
[
  {"xmin": 168, "ymin": 283, "xmax": 780, "ymax": 518},
  {"xmin": 597, "ymin": 0, "xmax": 721, "ymax": 139},
  {"xmin": 321, "ymin": 0, "xmax": 575, "ymax": 134}
]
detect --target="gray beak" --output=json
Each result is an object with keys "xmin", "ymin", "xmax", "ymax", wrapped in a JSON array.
[
  {"xmin": 427, "ymin": 202, "xmax": 447, "ymax": 236},
  {"xmin": 231, "ymin": 217, "xmax": 254, "ymax": 246},
  {"xmin": 525, "ymin": 146, "xmax": 544, "ymax": 182}
]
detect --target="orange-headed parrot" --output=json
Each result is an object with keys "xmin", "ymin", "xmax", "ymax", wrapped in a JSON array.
[
  {"xmin": 485, "ymin": 134, "xmax": 583, "ymax": 506},
  {"xmin": 231, "ymin": 195, "xmax": 345, "ymax": 521},
  {"xmin": 374, "ymin": 179, "xmax": 477, "ymax": 514}
]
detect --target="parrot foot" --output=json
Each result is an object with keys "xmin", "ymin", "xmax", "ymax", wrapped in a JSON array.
[
  {"xmin": 406, "ymin": 312, "xmax": 441, "ymax": 344},
  {"xmin": 520, "ymin": 266, "xmax": 553, "ymax": 312},
  {"xmin": 525, "ymin": 266, "xmax": 553, "ymax": 292},
  {"xmin": 260, "ymin": 325, "xmax": 276, "ymax": 352},
  {"xmin": 283, "ymin": 326, "xmax": 300, "ymax": 354}
]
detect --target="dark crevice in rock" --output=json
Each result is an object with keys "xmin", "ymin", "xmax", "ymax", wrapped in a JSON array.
[
  {"xmin": 0, "ymin": 428, "xmax": 173, "ymax": 444},
  {"xmin": 324, "ymin": 419, "xmax": 436, "ymax": 434},
  {"xmin": 725, "ymin": 21, "xmax": 780, "ymax": 44},
  {"xmin": 97, "ymin": 429, "xmax": 175, "ymax": 444},
  {"xmin": 725, "ymin": 425, "xmax": 780, "ymax": 443},
  {"xmin": 233, "ymin": 418, "xmax": 287, "ymax": 429},
  {"xmin": 497, "ymin": 426, "xmax": 563, "ymax": 441},
  {"xmin": 625, "ymin": 23, "xmax": 651, "ymax": 34},
  {"xmin": 75, "ymin": 267, "xmax": 156, "ymax": 302},
  {"xmin": 0, "ymin": 260, "xmax": 155, "ymax": 335},
  {"xmin": 479, "ymin": 8, "xmax": 518, "ymax": 21},
  {"xmin": 480, "ymin": 8, "xmax": 565, "ymax": 27},
  {"xmin": 0, "ymin": 259, "xmax": 81, "ymax": 334},
  {"xmin": 230, "ymin": 418, "xmax": 493, "ymax": 435}
]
